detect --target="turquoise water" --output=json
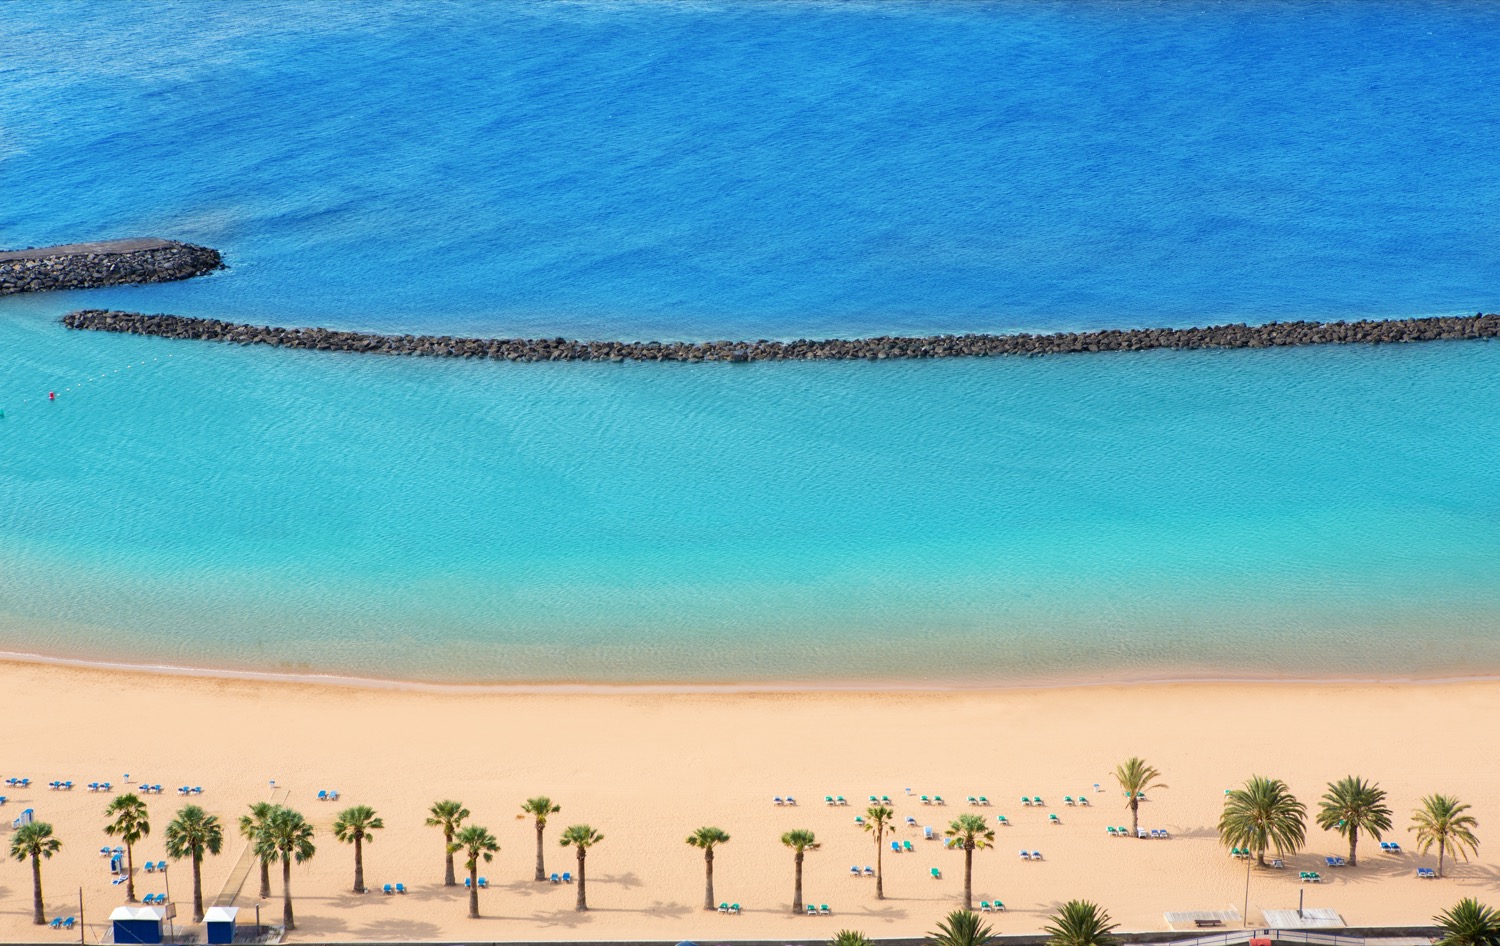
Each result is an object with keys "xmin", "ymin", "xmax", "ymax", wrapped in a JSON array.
[{"xmin": 2, "ymin": 2, "xmax": 1499, "ymax": 683}]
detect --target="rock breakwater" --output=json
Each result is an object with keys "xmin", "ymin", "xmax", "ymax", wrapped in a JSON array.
[
  {"xmin": 0, "ymin": 239, "xmax": 222, "ymax": 295},
  {"xmin": 63, "ymin": 310, "xmax": 1500, "ymax": 362}
]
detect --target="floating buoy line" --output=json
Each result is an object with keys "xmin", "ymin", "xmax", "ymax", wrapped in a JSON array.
[{"xmin": 1, "ymin": 353, "xmax": 174, "ymax": 420}]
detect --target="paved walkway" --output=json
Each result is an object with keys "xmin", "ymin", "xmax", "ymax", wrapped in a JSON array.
[{"xmin": 0, "ymin": 237, "xmax": 175, "ymax": 262}]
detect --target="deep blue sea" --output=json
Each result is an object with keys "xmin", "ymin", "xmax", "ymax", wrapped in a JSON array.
[{"xmin": 1, "ymin": 1, "xmax": 1498, "ymax": 684}]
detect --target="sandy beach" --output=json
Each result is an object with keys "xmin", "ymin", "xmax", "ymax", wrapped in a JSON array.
[{"xmin": 0, "ymin": 661, "xmax": 1495, "ymax": 942}]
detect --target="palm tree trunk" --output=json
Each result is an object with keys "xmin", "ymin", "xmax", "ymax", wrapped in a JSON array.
[
  {"xmin": 576, "ymin": 849, "xmax": 588, "ymax": 911},
  {"xmin": 963, "ymin": 844, "xmax": 974, "ymax": 910},
  {"xmin": 1256, "ymin": 847, "xmax": 1266, "ymax": 868},
  {"xmin": 282, "ymin": 858, "xmax": 295, "ymax": 930},
  {"xmin": 875, "ymin": 828, "xmax": 884, "ymax": 900},
  {"xmin": 1439, "ymin": 839, "xmax": 1447, "ymax": 879},
  {"xmin": 31, "ymin": 853, "xmax": 45, "ymax": 925},
  {"xmin": 792, "ymin": 851, "xmax": 804, "ymax": 914},
  {"xmin": 468, "ymin": 865, "xmax": 479, "ymax": 918},
  {"xmin": 353, "ymin": 835, "xmax": 365, "ymax": 893},
  {"xmin": 1348, "ymin": 827, "xmax": 1358, "ymax": 867},
  {"xmin": 534, "ymin": 822, "xmax": 546, "ymax": 882},
  {"xmin": 703, "ymin": 848, "xmax": 715, "ymax": 910},
  {"xmin": 192, "ymin": 851, "xmax": 205, "ymax": 922},
  {"xmin": 126, "ymin": 843, "xmax": 137, "ymax": 902},
  {"xmin": 1130, "ymin": 796, "xmax": 1140, "ymax": 837},
  {"xmin": 444, "ymin": 830, "xmax": 456, "ymax": 886},
  {"xmin": 258, "ymin": 858, "xmax": 271, "ymax": 900}
]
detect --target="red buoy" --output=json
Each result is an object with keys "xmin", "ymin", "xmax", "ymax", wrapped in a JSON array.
[{"xmin": 48, "ymin": 392, "xmax": 55, "ymax": 401}]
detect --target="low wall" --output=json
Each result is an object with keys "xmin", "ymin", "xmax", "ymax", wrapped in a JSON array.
[
  {"xmin": 61, "ymin": 310, "xmax": 1500, "ymax": 362},
  {"xmin": 0, "ymin": 239, "xmax": 222, "ymax": 295}
]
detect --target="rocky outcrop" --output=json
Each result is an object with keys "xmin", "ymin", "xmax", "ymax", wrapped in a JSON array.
[
  {"xmin": 0, "ymin": 239, "xmax": 222, "ymax": 295},
  {"xmin": 61, "ymin": 310, "xmax": 1500, "ymax": 362}
]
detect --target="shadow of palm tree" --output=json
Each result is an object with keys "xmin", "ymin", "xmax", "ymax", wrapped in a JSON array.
[{"xmin": 349, "ymin": 918, "xmax": 443, "ymax": 939}]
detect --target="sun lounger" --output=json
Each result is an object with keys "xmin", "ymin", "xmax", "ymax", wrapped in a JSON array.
[
  {"xmin": 930, "ymin": 867, "xmax": 941, "ymax": 879},
  {"xmin": 1064, "ymin": 796, "xmax": 1075, "ymax": 806},
  {"xmin": 836, "ymin": 795, "xmax": 847, "ymax": 805},
  {"xmin": 88, "ymin": 782, "xmax": 99, "ymax": 791},
  {"xmin": 785, "ymin": 796, "xmax": 796, "ymax": 805},
  {"xmin": 1078, "ymin": 795, "xmax": 1089, "ymax": 806},
  {"xmin": 863, "ymin": 866, "xmax": 874, "ymax": 876},
  {"xmin": 934, "ymin": 795, "xmax": 945, "ymax": 804},
  {"xmin": 384, "ymin": 884, "xmax": 394, "ymax": 894},
  {"xmin": 869, "ymin": 795, "xmax": 878, "ymax": 803},
  {"xmin": 854, "ymin": 816, "xmax": 865, "ymax": 825},
  {"xmin": 1049, "ymin": 814, "xmax": 1060, "ymax": 824},
  {"xmin": 979, "ymin": 796, "xmax": 990, "ymax": 805},
  {"xmin": 1301, "ymin": 872, "xmax": 1321, "ymax": 883},
  {"xmin": 967, "ymin": 796, "xmax": 977, "ymax": 805},
  {"xmin": 1032, "ymin": 796, "xmax": 1044, "ymax": 806},
  {"xmin": 820, "ymin": 904, "xmax": 831, "ymax": 915},
  {"xmin": 850, "ymin": 865, "xmax": 861, "ymax": 876},
  {"xmin": 562, "ymin": 872, "xmax": 572, "ymax": 883},
  {"xmin": 902, "ymin": 840, "xmax": 914, "ymax": 852},
  {"xmin": 996, "ymin": 815, "xmax": 1008, "ymax": 825},
  {"xmin": 1156, "ymin": 829, "xmax": 1171, "ymax": 839},
  {"xmin": 63, "ymin": 918, "xmax": 75, "ymax": 929},
  {"xmin": 730, "ymin": 903, "xmax": 741, "ymax": 914},
  {"xmin": 1418, "ymin": 867, "xmax": 1437, "ymax": 878},
  {"xmin": 806, "ymin": 904, "xmax": 818, "ymax": 916},
  {"xmin": 144, "ymin": 862, "xmax": 156, "ymax": 873},
  {"xmin": 923, "ymin": 826, "xmax": 934, "ymax": 840},
  {"xmin": 890, "ymin": 841, "xmax": 900, "ymax": 853},
  {"xmin": 881, "ymin": 795, "xmax": 891, "ymax": 803},
  {"xmin": 156, "ymin": 861, "xmax": 166, "ymax": 871},
  {"xmin": 1107, "ymin": 826, "xmax": 1117, "ymax": 836},
  {"xmin": 463, "ymin": 877, "xmax": 472, "ymax": 887},
  {"xmin": 773, "ymin": 796, "xmax": 784, "ymax": 805},
  {"xmin": 719, "ymin": 902, "xmax": 730, "ymax": 913},
  {"xmin": 49, "ymin": 917, "xmax": 62, "ymax": 929},
  {"xmin": 905, "ymin": 816, "xmax": 916, "ymax": 826},
  {"xmin": 478, "ymin": 877, "xmax": 488, "ymax": 887},
  {"xmin": 920, "ymin": 795, "xmax": 931, "ymax": 804},
  {"xmin": 1020, "ymin": 796, "xmax": 1032, "ymax": 806},
  {"xmin": 395, "ymin": 883, "xmax": 406, "ymax": 894},
  {"xmin": 979, "ymin": 901, "xmax": 991, "ymax": 912},
  {"xmin": 550, "ymin": 873, "xmax": 560, "ymax": 883},
  {"xmin": 1031, "ymin": 850, "xmax": 1042, "ymax": 860},
  {"xmin": 1270, "ymin": 859, "xmax": 1284, "ymax": 869},
  {"xmin": 1019, "ymin": 850, "xmax": 1031, "ymax": 860}
]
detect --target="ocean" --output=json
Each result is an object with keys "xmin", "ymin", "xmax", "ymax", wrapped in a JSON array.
[{"xmin": 2, "ymin": 0, "xmax": 1498, "ymax": 685}]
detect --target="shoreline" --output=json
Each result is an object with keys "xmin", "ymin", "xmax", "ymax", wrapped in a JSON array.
[
  {"xmin": 3, "ymin": 647, "xmax": 1499, "ymax": 695},
  {"xmin": 61, "ymin": 309, "xmax": 1500, "ymax": 362}
]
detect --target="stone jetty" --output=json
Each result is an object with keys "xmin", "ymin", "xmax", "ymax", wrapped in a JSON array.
[
  {"xmin": 62, "ymin": 309, "xmax": 1499, "ymax": 362},
  {"xmin": 0, "ymin": 239, "xmax": 222, "ymax": 295}
]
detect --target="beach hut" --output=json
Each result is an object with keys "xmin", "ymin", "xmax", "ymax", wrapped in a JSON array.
[
  {"xmin": 205, "ymin": 906, "xmax": 239, "ymax": 944},
  {"xmin": 110, "ymin": 904, "xmax": 167, "ymax": 945}
]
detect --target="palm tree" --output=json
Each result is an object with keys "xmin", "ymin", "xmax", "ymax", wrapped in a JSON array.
[
  {"xmin": 164, "ymin": 805, "xmax": 224, "ymax": 922},
  {"xmin": 945, "ymin": 814, "xmax": 995, "ymax": 911},
  {"xmin": 862, "ymin": 806, "xmax": 894, "ymax": 899},
  {"xmin": 1316, "ymin": 776, "xmax": 1392, "ymax": 867},
  {"xmin": 1435, "ymin": 899, "xmax": 1500, "ymax": 946},
  {"xmin": 1219, "ymin": 776, "xmax": 1307, "ymax": 867},
  {"xmin": 1113, "ymin": 758, "xmax": 1167, "ymax": 838},
  {"xmin": 521, "ymin": 796, "xmax": 561, "ymax": 882},
  {"xmin": 255, "ymin": 806, "xmax": 315, "ymax": 930},
  {"xmin": 833, "ymin": 931, "xmax": 874, "ymax": 946},
  {"xmin": 450, "ymin": 825, "xmax": 498, "ymax": 919},
  {"xmin": 1045, "ymin": 900, "xmax": 1119, "ymax": 946},
  {"xmin": 1412, "ymin": 794, "xmax": 1480, "ymax": 879},
  {"xmin": 104, "ymin": 793, "xmax": 151, "ymax": 902},
  {"xmin": 425, "ymin": 800, "xmax": 469, "ymax": 886},
  {"xmin": 10, "ymin": 821, "xmax": 61, "ymax": 925},
  {"xmin": 927, "ymin": 909, "xmax": 994, "ymax": 946},
  {"xmin": 239, "ymin": 802, "xmax": 277, "ymax": 900},
  {"xmin": 559, "ymin": 824, "xmax": 604, "ymax": 911},
  {"xmin": 686, "ymin": 826, "xmax": 730, "ymax": 911},
  {"xmin": 781, "ymin": 828, "xmax": 818, "ymax": 915},
  {"xmin": 333, "ymin": 805, "xmax": 384, "ymax": 894}
]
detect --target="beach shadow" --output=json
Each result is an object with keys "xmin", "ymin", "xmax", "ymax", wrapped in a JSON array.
[
  {"xmin": 349, "ymin": 918, "xmax": 444, "ymax": 940},
  {"xmin": 529, "ymin": 906, "xmax": 599, "ymax": 929},
  {"xmin": 841, "ymin": 902, "xmax": 909, "ymax": 921},
  {"xmin": 591, "ymin": 871, "xmax": 644, "ymax": 889}
]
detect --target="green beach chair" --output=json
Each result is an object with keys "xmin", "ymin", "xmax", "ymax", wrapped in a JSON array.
[
  {"xmin": 930, "ymin": 867, "xmax": 941, "ymax": 879},
  {"xmin": 1049, "ymin": 813, "xmax": 1060, "ymax": 824},
  {"xmin": 903, "ymin": 840, "xmax": 914, "ymax": 852},
  {"xmin": 996, "ymin": 814, "xmax": 1009, "ymax": 825}
]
